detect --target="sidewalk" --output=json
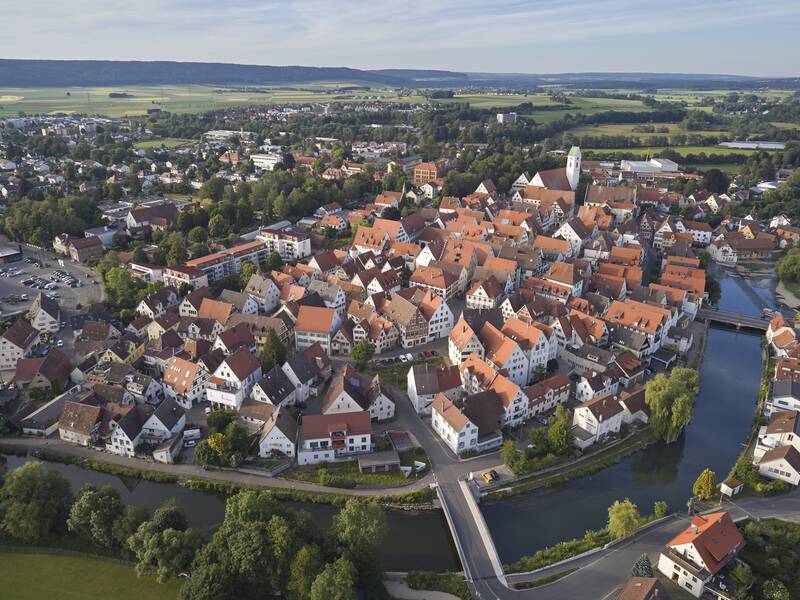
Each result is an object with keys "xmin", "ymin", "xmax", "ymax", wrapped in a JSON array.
[{"xmin": 385, "ymin": 580, "xmax": 462, "ymax": 600}]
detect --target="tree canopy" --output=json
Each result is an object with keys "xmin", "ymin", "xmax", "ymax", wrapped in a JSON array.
[{"xmin": 645, "ymin": 368, "xmax": 700, "ymax": 443}]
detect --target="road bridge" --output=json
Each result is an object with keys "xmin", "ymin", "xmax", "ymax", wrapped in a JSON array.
[{"xmin": 696, "ymin": 308, "xmax": 768, "ymax": 332}]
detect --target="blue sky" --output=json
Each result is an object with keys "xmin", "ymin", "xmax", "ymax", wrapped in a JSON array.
[{"xmin": 2, "ymin": 0, "xmax": 799, "ymax": 77}]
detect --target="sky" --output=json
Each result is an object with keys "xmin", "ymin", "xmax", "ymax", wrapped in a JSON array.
[{"xmin": 2, "ymin": 0, "xmax": 800, "ymax": 77}]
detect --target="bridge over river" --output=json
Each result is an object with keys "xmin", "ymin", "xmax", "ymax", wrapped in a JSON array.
[{"xmin": 695, "ymin": 307, "xmax": 768, "ymax": 332}]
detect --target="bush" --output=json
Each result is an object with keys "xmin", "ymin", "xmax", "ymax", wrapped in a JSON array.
[
  {"xmin": 507, "ymin": 528, "xmax": 613, "ymax": 573},
  {"xmin": 407, "ymin": 571, "xmax": 473, "ymax": 600}
]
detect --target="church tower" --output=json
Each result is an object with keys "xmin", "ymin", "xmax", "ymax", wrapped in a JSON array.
[{"xmin": 566, "ymin": 146, "xmax": 581, "ymax": 191}]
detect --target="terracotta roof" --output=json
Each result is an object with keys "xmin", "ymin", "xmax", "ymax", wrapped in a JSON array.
[
  {"xmin": 295, "ymin": 306, "xmax": 336, "ymax": 335},
  {"xmin": 432, "ymin": 393, "xmax": 471, "ymax": 431},
  {"xmin": 301, "ymin": 411, "xmax": 371, "ymax": 440},
  {"xmin": 578, "ymin": 394, "xmax": 624, "ymax": 421},
  {"xmin": 59, "ymin": 401, "xmax": 101, "ymax": 436},
  {"xmin": 3, "ymin": 320, "xmax": 39, "ymax": 349},
  {"xmin": 666, "ymin": 512, "xmax": 744, "ymax": 575},
  {"xmin": 222, "ymin": 347, "xmax": 261, "ymax": 381},
  {"xmin": 616, "ymin": 577, "xmax": 671, "ymax": 600},
  {"xmin": 411, "ymin": 265, "xmax": 457, "ymax": 290},
  {"xmin": 163, "ymin": 357, "xmax": 203, "ymax": 394},
  {"xmin": 197, "ymin": 298, "xmax": 234, "ymax": 325},
  {"xmin": 765, "ymin": 409, "xmax": 800, "ymax": 435}
]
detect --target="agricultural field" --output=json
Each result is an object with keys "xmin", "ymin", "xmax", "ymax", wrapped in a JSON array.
[
  {"xmin": 0, "ymin": 552, "xmax": 180, "ymax": 600},
  {"xmin": 565, "ymin": 122, "xmax": 727, "ymax": 139},
  {"xmin": 582, "ymin": 145, "xmax": 767, "ymax": 157},
  {"xmin": 0, "ymin": 84, "xmax": 414, "ymax": 117}
]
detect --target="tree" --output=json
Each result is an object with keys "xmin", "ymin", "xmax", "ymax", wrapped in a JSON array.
[
  {"xmin": 259, "ymin": 329, "xmax": 287, "ymax": 372},
  {"xmin": 207, "ymin": 409, "xmax": 238, "ymax": 434},
  {"xmin": 310, "ymin": 557, "xmax": 357, "ymax": 600},
  {"xmin": 693, "ymin": 468, "xmax": 718, "ymax": 500},
  {"xmin": 188, "ymin": 226, "xmax": 208, "ymax": 243},
  {"xmin": 645, "ymin": 368, "xmax": 700, "ymax": 443},
  {"xmin": 239, "ymin": 260, "xmax": 257, "ymax": 290},
  {"xmin": 287, "ymin": 544, "xmax": 325, "ymax": 600},
  {"xmin": 607, "ymin": 499, "xmax": 641, "ymax": 540},
  {"xmin": 331, "ymin": 499, "xmax": 387, "ymax": 556},
  {"xmin": 351, "ymin": 340, "xmax": 375, "ymax": 370},
  {"xmin": 265, "ymin": 251, "xmax": 284, "ymax": 272},
  {"xmin": 0, "ymin": 462, "xmax": 73, "ymax": 542},
  {"xmin": 703, "ymin": 168, "xmax": 730, "ymax": 194},
  {"xmin": 208, "ymin": 214, "xmax": 229, "ymax": 238},
  {"xmin": 547, "ymin": 404, "xmax": 573, "ymax": 456},
  {"xmin": 112, "ymin": 505, "xmax": 149, "ymax": 548},
  {"xmin": 532, "ymin": 365, "xmax": 548, "ymax": 383},
  {"xmin": 730, "ymin": 563, "xmax": 755, "ymax": 596},
  {"xmin": 104, "ymin": 266, "xmax": 145, "ymax": 309},
  {"xmin": 128, "ymin": 500, "xmax": 202, "ymax": 582},
  {"xmin": 67, "ymin": 484, "xmax": 125, "ymax": 548},
  {"xmin": 630, "ymin": 553, "xmax": 653, "ymax": 577},
  {"xmin": 762, "ymin": 579, "xmax": 790, "ymax": 600},
  {"xmin": 132, "ymin": 246, "xmax": 149, "ymax": 263},
  {"xmin": 653, "ymin": 500, "xmax": 670, "ymax": 519}
]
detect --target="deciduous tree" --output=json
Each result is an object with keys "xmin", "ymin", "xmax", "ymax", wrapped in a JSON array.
[
  {"xmin": 693, "ymin": 468, "xmax": 717, "ymax": 500},
  {"xmin": 0, "ymin": 462, "xmax": 73, "ymax": 542},
  {"xmin": 607, "ymin": 499, "xmax": 641, "ymax": 540}
]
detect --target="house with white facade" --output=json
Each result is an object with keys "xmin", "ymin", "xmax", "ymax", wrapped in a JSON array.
[
  {"xmin": 407, "ymin": 363, "xmax": 462, "ymax": 415},
  {"xmin": 206, "ymin": 348, "xmax": 262, "ymax": 410},
  {"xmin": 572, "ymin": 394, "xmax": 625, "ymax": 449},
  {"xmin": 0, "ymin": 320, "xmax": 39, "ymax": 370},
  {"xmin": 162, "ymin": 357, "xmax": 209, "ymax": 409},
  {"xmin": 28, "ymin": 293, "xmax": 61, "ymax": 334},
  {"xmin": 656, "ymin": 512, "xmax": 745, "ymax": 599},
  {"xmin": 258, "ymin": 408, "xmax": 298, "ymax": 458},
  {"xmin": 297, "ymin": 411, "xmax": 372, "ymax": 465}
]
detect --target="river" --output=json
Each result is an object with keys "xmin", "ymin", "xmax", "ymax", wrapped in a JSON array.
[
  {"xmin": 482, "ymin": 269, "xmax": 772, "ymax": 564},
  {"xmin": 0, "ymin": 454, "xmax": 460, "ymax": 572}
]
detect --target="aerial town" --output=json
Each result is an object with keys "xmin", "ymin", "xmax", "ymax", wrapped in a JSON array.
[{"xmin": 0, "ymin": 16, "xmax": 800, "ymax": 600}]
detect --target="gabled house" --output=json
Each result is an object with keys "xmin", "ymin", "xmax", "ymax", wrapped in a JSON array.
[
  {"xmin": 657, "ymin": 512, "xmax": 745, "ymax": 598},
  {"xmin": 58, "ymin": 401, "xmax": 102, "ymax": 447},
  {"xmin": 0, "ymin": 320, "xmax": 39, "ymax": 370},
  {"xmin": 431, "ymin": 391, "xmax": 503, "ymax": 455},
  {"xmin": 28, "ymin": 292, "xmax": 61, "ymax": 333},
  {"xmin": 407, "ymin": 363, "xmax": 461, "ymax": 415},
  {"xmin": 252, "ymin": 365, "xmax": 297, "ymax": 406},
  {"xmin": 107, "ymin": 405, "xmax": 152, "ymax": 457},
  {"xmin": 206, "ymin": 348, "xmax": 262, "ymax": 410},
  {"xmin": 297, "ymin": 411, "xmax": 372, "ymax": 465},
  {"xmin": 572, "ymin": 394, "xmax": 625, "ymax": 449},
  {"xmin": 162, "ymin": 356, "xmax": 209, "ymax": 409},
  {"xmin": 294, "ymin": 305, "xmax": 340, "ymax": 353},
  {"xmin": 140, "ymin": 398, "xmax": 185, "ymax": 444},
  {"xmin": 258, "ymin": 408, "xmax": 298, "ymax": 458},
  {"xmin": 321, "ymin": 365, "xmax": 395, "ymax": 421}
]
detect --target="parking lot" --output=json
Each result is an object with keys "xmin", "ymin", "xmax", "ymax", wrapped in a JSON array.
[
  {"xmin": 372, "ymin": 349, "xmax": 440, "ymax": 369},
  {"xmin": 0, "ymin": 244, "xmax": 102, "ymax": 318}
]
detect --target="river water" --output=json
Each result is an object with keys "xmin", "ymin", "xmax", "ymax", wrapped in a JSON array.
[
  {"xmin": 482, "ymin": 269, "xmax": 773, "ymax": 564},
  {"xmin": 0, "ymin": 454, "xmax": 460, "ymax": 572}
]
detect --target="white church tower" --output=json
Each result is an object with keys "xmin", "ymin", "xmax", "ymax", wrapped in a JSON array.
[{"xmin": 566, "ymin": 146, "xmax": 581, "ymax": 191}]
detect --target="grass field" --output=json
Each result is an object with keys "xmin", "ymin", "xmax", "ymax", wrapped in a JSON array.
[
  {"xmin": 0, "ymin": 552, "xmax": 180, "ymax": 600},
  {"xmin": 565, "ymin": 122, "xmax": 727, "ymax": 138},
  {"xmin": 583, "ymin": 145, "xmax": 766, "ymax": 157},
  {"xmin": 133, "ymin": 137, "xmax": 195, "ymax": 149},
  {"xmin": 0, "ymin": 84, "xmax": 416, "ymax": 117}
]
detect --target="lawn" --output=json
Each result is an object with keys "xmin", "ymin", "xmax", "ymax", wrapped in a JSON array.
[
  {"xmin": 440, "ymin": 93, "xmax": 559, "ymax": 109},
  {"xmin": 133, "ymin": 137, "xmax": 195, "ymax": 149},
  {"xmin": 282, "ymin": 447, "xmax": 429, "ymax": 487},
  {"xmin": 369, "ymin": 356, "xmax": 444, "ymax": 387},
  {"xmin": 0, "ymin": 552, "xmax": 181, "ymax": 600}
]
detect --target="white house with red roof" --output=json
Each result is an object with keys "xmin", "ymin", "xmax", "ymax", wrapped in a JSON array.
[
  {"xmin": 297, "ymin": 411, "xmax": 372, "ymax": 465},
  {"xmin": 657, "ymin": 511, "xmax": 745, "ymax": 598}
]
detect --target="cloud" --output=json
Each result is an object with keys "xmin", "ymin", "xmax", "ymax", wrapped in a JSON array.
[{"xmin": 1, "ymin": 0, "xmax": 798, "ymax": 76}]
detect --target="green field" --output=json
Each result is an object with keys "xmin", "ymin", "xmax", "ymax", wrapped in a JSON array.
[
  {"xmin": 0, "ymin": 84, "xmax": 417, "ymax": 117},
  {"xmin": 565, "ymin": 122, "xmax": 727, "ymax": 139},
  {"xmin": 583, "ymin": 145, "xmax": 765, "ymax": 157},
  {"xmin": 0, "ymin": 552, "xmax": 180, "ymax": 600},
  {"xmin": 133, "ymin": 137, "xmax": 195, "ymax": 149}
]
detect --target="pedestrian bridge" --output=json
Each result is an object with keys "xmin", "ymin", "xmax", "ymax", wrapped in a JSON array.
[{"xmin": 695, "ymin": 308, "xmax": 768, "ymax": 332}]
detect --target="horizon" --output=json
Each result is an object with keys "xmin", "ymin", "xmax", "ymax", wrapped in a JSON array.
[{"xmin": 2, "ymin": 0, "xmax": 800, "ymax": 78}]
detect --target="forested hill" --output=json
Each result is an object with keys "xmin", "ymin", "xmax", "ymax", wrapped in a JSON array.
[{"xmin": 0, "ymin": 59, "xmax": 421, "ymax": 87}]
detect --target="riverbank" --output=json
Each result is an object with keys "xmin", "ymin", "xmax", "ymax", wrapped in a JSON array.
[
  {"xmin": 0, "ymin": 440, "xmax": 437, "ymax": 507},
  {"xmin": 483, "ymin": 429, "xmax": 655, "ymax": 502}
]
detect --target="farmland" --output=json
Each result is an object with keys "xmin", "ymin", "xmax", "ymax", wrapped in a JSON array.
[{"xmin": 0, "ymin": 84, "xmax": 415, "ymax": 117}]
